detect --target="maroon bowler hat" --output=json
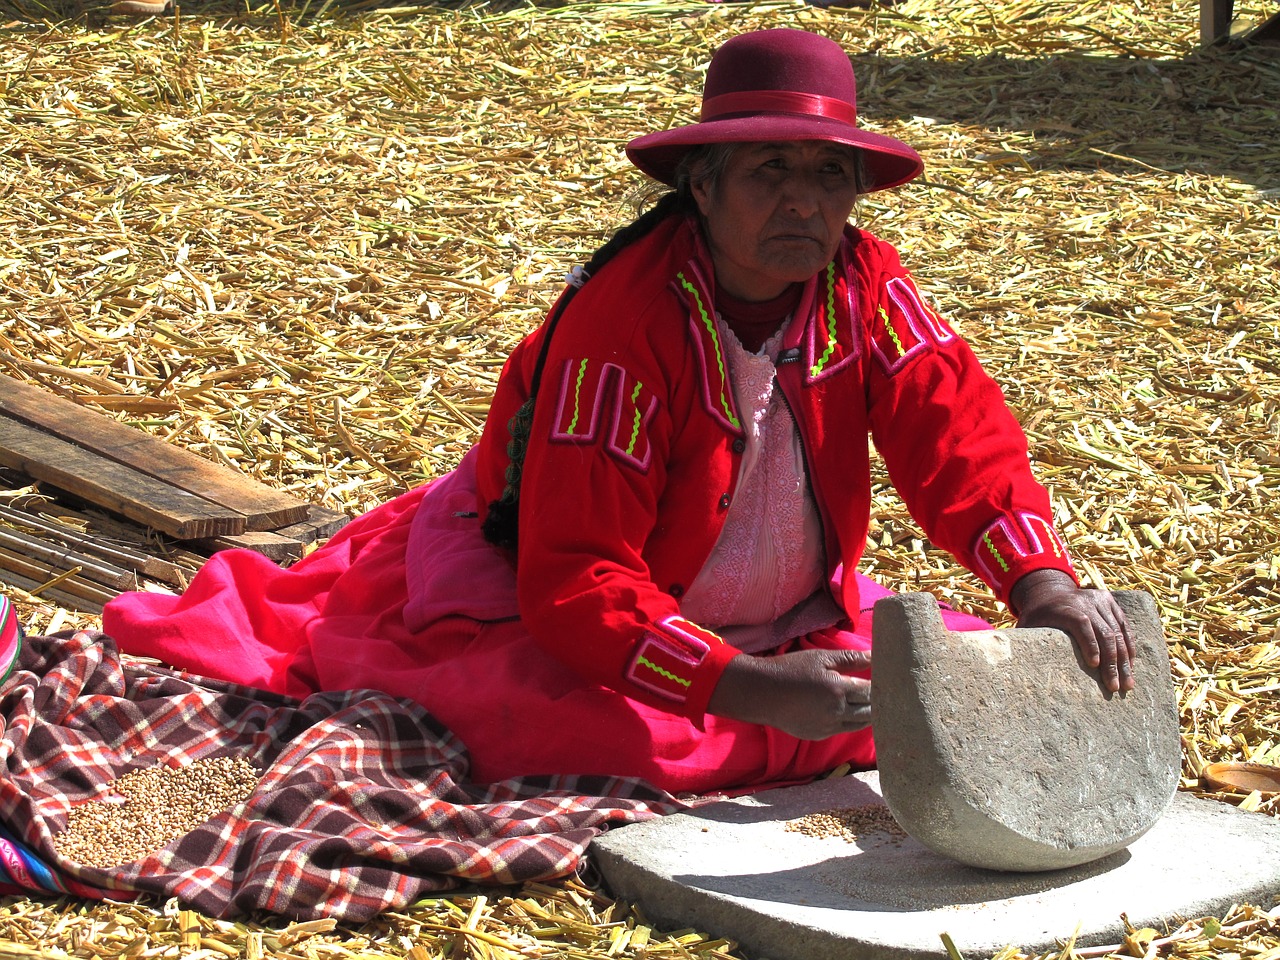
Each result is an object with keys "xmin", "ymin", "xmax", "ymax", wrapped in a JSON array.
[{"xmin": 626, "ymin": 29, "xmax": 923, "ymax": 194}]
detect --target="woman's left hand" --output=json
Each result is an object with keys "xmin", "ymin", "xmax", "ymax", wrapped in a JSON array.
[{"xmin": 1009, "ymin": 569, "xmax": 1136, "ymax": 692}]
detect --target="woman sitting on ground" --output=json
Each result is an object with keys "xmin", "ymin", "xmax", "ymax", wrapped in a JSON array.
[{"xmin": 101, "ymin": 28, "xmax": 1135, "ymax": 796}]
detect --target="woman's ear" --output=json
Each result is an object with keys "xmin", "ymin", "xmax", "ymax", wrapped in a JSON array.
[{"xmin": 690, "ymin": 176, "xmax": 714, "ymax": 218}]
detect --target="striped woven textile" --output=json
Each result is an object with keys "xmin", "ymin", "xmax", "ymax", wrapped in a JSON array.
[
  {"xmin": 0, "ymin": 596, "xmax": 20, "ymax": 684},
  {"xmin": 0, "ymin": 822, "xmax": 132, "ymax": 900},
  {"xmin": 0, "ymin": 630, "xmax": 684, "ymax": 920}
]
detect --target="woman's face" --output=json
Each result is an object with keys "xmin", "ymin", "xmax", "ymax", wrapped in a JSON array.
[{"xmin": 692, "ymin": 140, "xmax": 860, "ymax": 302}]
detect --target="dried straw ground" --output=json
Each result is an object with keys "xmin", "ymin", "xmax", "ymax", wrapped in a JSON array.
[{"xmin": 0, "ymin": 0, "xmax": 1277, "ymax": 955}]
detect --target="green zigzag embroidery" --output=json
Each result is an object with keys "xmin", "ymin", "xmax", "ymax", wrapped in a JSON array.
[
  {"xmin": 982, "ymin": 531, "xmax": 1011, "ymax": 572},
  {"xmin": 565, "ymin": 358, "xmax": 589, "ymax": 434},
  {"xmin": 881, "ymin": 304, "xmax": 907, "ymax": 356},
  {"xmin": 810, "ymin": 262, "xmax": 839, "ymax": 378},
  {"xmin": 678, "ymin": 273, "xmax": 740, "ymax": 430},
  {"xmin": 637, "ymin": 655, "xmax": 692, "ymax": 688},
  {"xmin": 626, "ymin": 381, "xmax": 643, "ymax": 456}
]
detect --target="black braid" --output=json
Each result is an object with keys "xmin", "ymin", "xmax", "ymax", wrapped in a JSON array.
[{"xmin": 481, "ymin": 190, "xmax": 692, "ymax": 550}]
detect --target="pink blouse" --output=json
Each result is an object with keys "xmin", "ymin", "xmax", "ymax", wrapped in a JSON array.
[{"xmin": 679, "ymin": 314, "xmax": 844, "ymax": 653}]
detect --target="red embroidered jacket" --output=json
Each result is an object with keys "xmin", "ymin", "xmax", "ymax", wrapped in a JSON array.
[{"xmin": 474, "ymin": 214, "xmax": 1076, "ymax": 722}]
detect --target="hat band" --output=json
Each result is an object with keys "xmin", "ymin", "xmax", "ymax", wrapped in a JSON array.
[{"xmin": 700, "ymin": 90, "xmax": 858, "ymax": 126}]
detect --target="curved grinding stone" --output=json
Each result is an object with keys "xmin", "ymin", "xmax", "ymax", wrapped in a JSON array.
[{"xmin": 871, "ymin": 590, "xmax": 1180, "ymax": 872}]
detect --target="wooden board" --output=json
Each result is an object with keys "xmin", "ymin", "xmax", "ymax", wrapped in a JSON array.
[
  {"xmin": 1201, "ymin": 0, "xmax": 1280, "ymax": 42},
  {"xmin": 195, "ymin": 505, "xmax": 352, "ymax": 561},
  {"xmin": 0, "ymin": 376, "xmax": 311, "ymax": 531},
  {"xmin": 194, "ymin": 530, "xmax": 306, "ymax": 563},
  {"xmin": 274, "ymin": 505, "xmax": 350, "ymax": 545},
  {"xmin": 1247, "ymin": 8, "xmax": 1280, "ymax": 41},
  {"xmin": 0, "ymin": 418, "xmax": 247, "ymax": 540},
  {"xmin": 1201, "ymin": 0, "xmax": 1234, "ymax": 42}
]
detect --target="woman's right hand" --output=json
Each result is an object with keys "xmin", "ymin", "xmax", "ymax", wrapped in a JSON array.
[{"xmin": 706, "ymin": 649, "xmax": 872, "ymax": 740}]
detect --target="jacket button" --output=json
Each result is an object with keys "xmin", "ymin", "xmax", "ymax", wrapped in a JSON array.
[
  {"xmin": 669, "ymin": 584, "xmax": 684, "ymax": 598},
  {"xmin": 718, "ymin": 494, "xmax": 731, "ymax": 509},
  {"xmin": 732, "ymin": 438, "xmax": 746, "ymax": 454}
]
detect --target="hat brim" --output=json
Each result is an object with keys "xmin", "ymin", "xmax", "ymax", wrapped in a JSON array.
[{"xmin": 626, "ymin": 114, "xmax": 923, "ymax": 193}]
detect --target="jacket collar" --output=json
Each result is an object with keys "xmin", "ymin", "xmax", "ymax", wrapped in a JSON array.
[
  {"xmin": 787, "ymin": 227, "xmax": 864, "ymax": 383},
  {"xmin": 672, "ymin": 219, "xmax": 863, "ymax": 435}
]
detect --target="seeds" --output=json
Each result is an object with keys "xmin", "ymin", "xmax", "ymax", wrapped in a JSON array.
[
  {"xmin": 785, "ymin": 805, "xmax": 908, "ymax": 845},
  {"xmin": 53, "ymin": 757, "xmax": 260, "ymax": 868}
]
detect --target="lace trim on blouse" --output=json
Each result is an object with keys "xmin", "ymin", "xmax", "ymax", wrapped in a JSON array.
[{"xmin": 679, "ymin": 314, "xmax": 840, "ymax": 653}]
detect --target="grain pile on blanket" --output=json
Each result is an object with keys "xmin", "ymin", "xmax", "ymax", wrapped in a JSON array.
[
  {"xmin": 0, "ymin": 0, "xmax": 1277, "ymax": 956},
  {"xmin": 0, "ymin": 630, "xmax": 684, "ymax": 919},
  {"xmin": 53, "ymin": 757, "xmax": 262, "ymax": 868}
]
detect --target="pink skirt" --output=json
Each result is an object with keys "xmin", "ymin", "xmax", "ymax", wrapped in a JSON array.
[{"xmin": 103, "ymin": 457, "xmax": 991, "ymax": 796}]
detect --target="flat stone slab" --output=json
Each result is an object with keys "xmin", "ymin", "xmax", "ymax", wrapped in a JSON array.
[
  {"xmin": 871, "ymin": 591, "xmax": 1181, "ymax": 871},
  {"xmin": 591, "ymin": 773, "xmax": 1280, "ymax": 960}
]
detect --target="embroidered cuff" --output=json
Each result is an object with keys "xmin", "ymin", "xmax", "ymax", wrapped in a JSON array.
[
  {"xmin": 624, "ymin": 615, "xmax": 738, "ymax": 721},
  {"xmin": 972, "ymin": 512, "xmax": 1077, "ymax": 602}
]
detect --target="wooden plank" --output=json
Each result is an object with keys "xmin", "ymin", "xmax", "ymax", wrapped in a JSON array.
[
  {"xmin": 0, "ymin": 375, "xmax": 311, "ymax": 531},
  {"xmin": 33, "ymin": 502, "xmax": 207, "ymax": 585},
  {"xmin": 274, "ymin": 505, "xmax": 350, "ymax": 545},
  {"xmin": 0, "ymin": 544, "xmax": 128, "ymax": 599},
  {"xmin": 0, "ymin": 556, "xmax": 115, "ymax": 613},
  {"xmin": 1244, "ymin": 8, "xmax": 1280, "ymax": 41},
  {"xmin": 194, "ymin": 530, "xmax": 305, "ymax": 563},
  {"xmin": 195, "ymin": 505, "xmax": 353, "ymax": 561},
  {"xmin": 0, "ymin": 418, "xmax": 246, "ymax": 540},
  {"xmin": 1201, "ymin": 0, "xmax": 1235, "ymax": 43}
]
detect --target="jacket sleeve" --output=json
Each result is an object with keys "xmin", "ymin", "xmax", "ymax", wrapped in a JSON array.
[
  {"xmin": 498, "ymin": 324, "xmax": 741, "ymax": 723},
  {"xmin": 860, "ymin": 240, "xmax": 1078, "ymax": 603}
]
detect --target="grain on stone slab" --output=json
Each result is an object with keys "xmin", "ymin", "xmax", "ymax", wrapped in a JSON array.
[
  {"xmin": 53, "ymin": 757, "xmax": 260, "ymax": 868},
  {"xmin": 785, "ymin": 806, "xmax": 908, "ymax": 845}
]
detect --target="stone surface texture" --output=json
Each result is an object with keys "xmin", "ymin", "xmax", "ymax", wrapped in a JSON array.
[
  {"xmin": 870, "ymin": 590, "xmax": 1180, "ymax": 871},
  {"xmin": 590, "ymin": 773, "xmax": 1280, "ymax": 960}
]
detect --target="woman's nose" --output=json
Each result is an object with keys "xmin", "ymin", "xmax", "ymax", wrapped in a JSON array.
[{"xmin": 781, "ymin": 173, "xmax": 821, "ymax": 217}]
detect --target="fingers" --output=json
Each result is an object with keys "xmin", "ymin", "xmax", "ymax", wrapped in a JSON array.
[
  {"xmin": 842, "ymin": 705, "xmax": 872, "ymax": 731},
  {"xmin": 1112, "ymin": 598, "xmax": 1137, "ymax": 663},
  {"xmin": 840, "ymin": 678, "xmax": 872, "ymax": 730},
  {"xmin": 842, "ymin": 677, "xmax": 870, "ymax": 705},
  {"xmin": 1074, "ymin": 615, "xmax": 1103, "ymax": 669},
  {"xmin": 1067, "ymin": 597, "xmax": 1134, "ymax": 693},
  {"xmin": 1018, "ymin": 586, "xmax": 1139, "ymax": 693},
  {"xmin": 827, "ymin": 648, "xmax": 872, "ymax": 674},
  {"xmin": 842, "ymin": 686, "xmax": 872, "ymax": 730},
  {"xmin": 1089, "ymin": 594, "xmax": 1137, "ymax": 693}
]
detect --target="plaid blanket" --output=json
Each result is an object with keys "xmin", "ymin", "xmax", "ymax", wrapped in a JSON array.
[{"xmin": 0, "ymin": 630, "xmax": 686, "ymax": 920}]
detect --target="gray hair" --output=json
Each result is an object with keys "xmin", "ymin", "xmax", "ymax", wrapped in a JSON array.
[
  {"xmin": 675, "ymin": 141, "xmax": 869, "ymax": 199},
  {"xmin": 674, "ymin": 142, "xmax": 742, "ymax": 198}
]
